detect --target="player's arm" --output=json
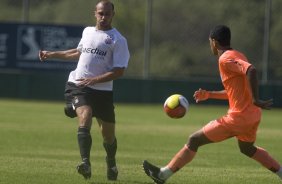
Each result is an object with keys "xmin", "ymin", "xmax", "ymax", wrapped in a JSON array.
[
  {"xmin": 76, "ymin": 67, "xmax": 125, "ymax": 87},
  {"xmin": 39, "ymin": 49, "xmax": 80, "ymax": 61},
  {"xmin": 193, "ymin": 88, "xmax": 228, "ymax": 103},
  {"xmin": 246, "ymin": 65, "xmax": 273, "ymax": 109}
]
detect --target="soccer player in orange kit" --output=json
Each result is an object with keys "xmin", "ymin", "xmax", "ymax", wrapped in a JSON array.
[{"xmin": 143, "ymin": 25, "xmax": 282, "ymax": 184}]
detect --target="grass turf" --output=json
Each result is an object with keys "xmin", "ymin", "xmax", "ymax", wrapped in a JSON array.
[{"xmin": 0, "ymin": 98, "xmax": 281, "ymax": 184}]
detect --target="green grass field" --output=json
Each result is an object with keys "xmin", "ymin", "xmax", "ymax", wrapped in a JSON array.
[{"xmin": 0, "ymin": 98, "xmax": 281, "ymax": 184}]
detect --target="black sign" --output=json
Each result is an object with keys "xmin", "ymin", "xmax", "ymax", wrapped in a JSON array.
[{"xmin": 0, "ymin": 22, "xmax": 84, "ymax": 71}]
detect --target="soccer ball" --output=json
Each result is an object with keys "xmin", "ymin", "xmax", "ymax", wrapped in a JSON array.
[{"xmin": 163, "ymin": 94, "xmax": 189, "ymax": 119}]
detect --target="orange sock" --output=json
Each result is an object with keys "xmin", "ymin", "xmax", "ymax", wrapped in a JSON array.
[
  {"xmin": 252, "ymin": 147, "xmax": 280, "ymax": 172},
  {"xmin": 167, "ymin": 144, "xmax": 196, "ymax": 172}
]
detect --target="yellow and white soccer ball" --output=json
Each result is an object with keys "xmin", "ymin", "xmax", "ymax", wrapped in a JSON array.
[{"xmin": 163, "ymin": 94, "xmax": 189, "ymax": 119}]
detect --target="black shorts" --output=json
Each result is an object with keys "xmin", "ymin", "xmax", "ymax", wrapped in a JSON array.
[{"xmin": 64, "ymin": 82, "xmax": 115, "ymax": 123}]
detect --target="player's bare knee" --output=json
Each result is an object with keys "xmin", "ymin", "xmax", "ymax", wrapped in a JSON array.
[
  {"xmin": 99, "ymin": 120, "xmax": 115, "ymax": 144},
  {"xmin": 188, "ymin": 131, "xmax": 212, "ymax": 152},
  {"xmin": 77, "ymin": 108, "xmax": 92, "ymax": 128},
  {"xmin": 102, "ymin": 134, "xmax": 115, "ymax": 144},
  {"xmin": 187, "ymin": 133, "xmax": 201, "ymax": 152},
  {"xmin": 101, "ymin": 129, "xmax": 115, "ymax": 143}
]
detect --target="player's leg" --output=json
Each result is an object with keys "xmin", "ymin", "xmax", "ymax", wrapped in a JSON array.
[
  {"xmin": 64, "ymin": 83, "xmax": 93, "ymax": 179},
  {"xmin": 76, "ymin": 105, "xmax": 93, "ymax": 179},
  {"xmin": 143, "ymin": 129, "xmax": 213, "ymax": 183},
  {"xmin": 167, "ymin": 129, "xmax": 212, "ymax": 172},
  {"xmin": 143, "ymin": 119, "xmax": 233, "ymax": 183},
  {"xmin": 166, "ymin": 119, "xmax": 236, "ymax": 172},
  {"xmin": 76, "ymin": 105, "xmax": 93, "ymax": 164},
  {"xmin": 91, "ymin": 89, "xmax": 118, "ymax": 180},
  {"xmin": 164, "ymin": 130, "xmax": 212, "ymax": 176},
  {"xmin": 97, "ymin": 118, "xmax": 118, "ymax": 180},
  {"xmin": 238, "ymin": 140, "xmax": 282, "ymax": 179}
]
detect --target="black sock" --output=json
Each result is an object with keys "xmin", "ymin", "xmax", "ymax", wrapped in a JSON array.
[
  {"xmin": 103, "ymin": 138, "xmax": 117, "ymax": 168},
  {"xmin": 77, "ymin": 127, "xmax": 92, "ymax": 164}
]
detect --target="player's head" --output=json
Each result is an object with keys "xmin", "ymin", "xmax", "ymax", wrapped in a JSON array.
[
  {"xmin": 95, "ymin": 0, "xmax": 115, "ymax": 30},
  {"xmin": 209, "ymin": 25, "xmax": 231, "ymax": 55}
]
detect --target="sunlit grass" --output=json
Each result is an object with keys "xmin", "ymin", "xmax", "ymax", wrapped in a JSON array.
[{"xmin": 0, "ymin": 98, "xmax": 281, "ymax": 184}]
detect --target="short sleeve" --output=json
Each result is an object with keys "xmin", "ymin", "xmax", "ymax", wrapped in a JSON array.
[
  {"xmin": 220, "ymin": 58, "xmax": 251, "ymax": 75},
  {"xmin": 113, "ymin": 38, "xmax": 130, "ymax": 68}
]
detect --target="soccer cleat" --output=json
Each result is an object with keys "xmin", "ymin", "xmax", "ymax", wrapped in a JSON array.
[
  {"xmin": 143, "ymin": 160, "xmax": 166, "ymax": 184},
  {"xmin": 107, "ymin": 166, "xmax": 118, "ymax": 180},
  {"xmin": 106, "ymin": 157, "xmax": 118, "ymax": 180},
  {"xmin": 77, "ymin": 162, "xmax": 91, "ymax": 179}
]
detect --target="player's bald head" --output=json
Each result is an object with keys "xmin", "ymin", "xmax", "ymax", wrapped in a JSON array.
[{"xmin": 96, "ymin": 0, "xmax": 114, "ymax": 11}]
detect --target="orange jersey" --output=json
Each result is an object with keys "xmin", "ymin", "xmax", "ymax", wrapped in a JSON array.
[
  {"xmin": 218, "ymin": 50, "xmax": 261, "ymax": 120},
  {"xmin": 202, "ymin": 50, "xmax": 262, "ymax": 142}
]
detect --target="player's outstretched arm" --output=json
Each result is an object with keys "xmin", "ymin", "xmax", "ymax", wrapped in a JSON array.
[
  {"xmin": 193, "ymin": 88, "xmax": 228, "ymax": 103},
  {"xmin": 247, "ymin": 65, "xmax": 273, "ymax": 109},
  {"xmin": 39, "ymin": 49, "xmax": 80, "ymax": 62},
  {"xmin": 208, "ymin": 90, "xmax": 228, "ymax": 100}
]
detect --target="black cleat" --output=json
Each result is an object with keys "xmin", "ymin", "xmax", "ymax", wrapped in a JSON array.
[
  {"xmin": 143, "ymin": 160, "xmax": 166, "ymax": 184},
  {"xmin": 107, "ymin": 166, "xmax": 118, "ymax": 180},
  {"xmin": 77, "ymin": 162, "xmax": 91, "ymax": 180},
  {"xmin": 106, "ymin": 157, "xmax": 118, "ymax": 180}
]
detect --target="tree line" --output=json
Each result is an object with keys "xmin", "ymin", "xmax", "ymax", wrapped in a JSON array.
[{"xmin": 0, "ymin": 0, "xmax": 281, "ymax": 82}]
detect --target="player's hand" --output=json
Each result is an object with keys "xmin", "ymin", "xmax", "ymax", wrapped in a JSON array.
[
  {"xmin": 39, "ymin": 50, "xmax": 49, "ymax": 61},
  {"xmin": 193, "ymin": 88, "xmax": 209, "ymax": 103},
  {"xmin": 253, "ymin": 98, "xmax": 273, "ymax": 110},
  {"xmin": 76, "ymin": 78, "xmax": 97, "ymax": 87}
]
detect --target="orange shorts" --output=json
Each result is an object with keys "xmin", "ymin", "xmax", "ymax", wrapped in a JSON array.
[{"xmin": 202, "ymin": 108, "xmax": 261, "ymax": 142}]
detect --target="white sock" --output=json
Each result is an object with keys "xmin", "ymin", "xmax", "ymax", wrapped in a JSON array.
[
  {"xmin": 159, "ymin": 166, "xmax": 173, "ymax": 180},
  {"xmin": 276, "ymin": 166, "xmax": 282, "ymax": 179}
]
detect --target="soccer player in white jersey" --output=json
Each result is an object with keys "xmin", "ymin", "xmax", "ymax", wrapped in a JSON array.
[{"xmin": 39, "ymin": 0, "xmax": 130, "ymax": 180}]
